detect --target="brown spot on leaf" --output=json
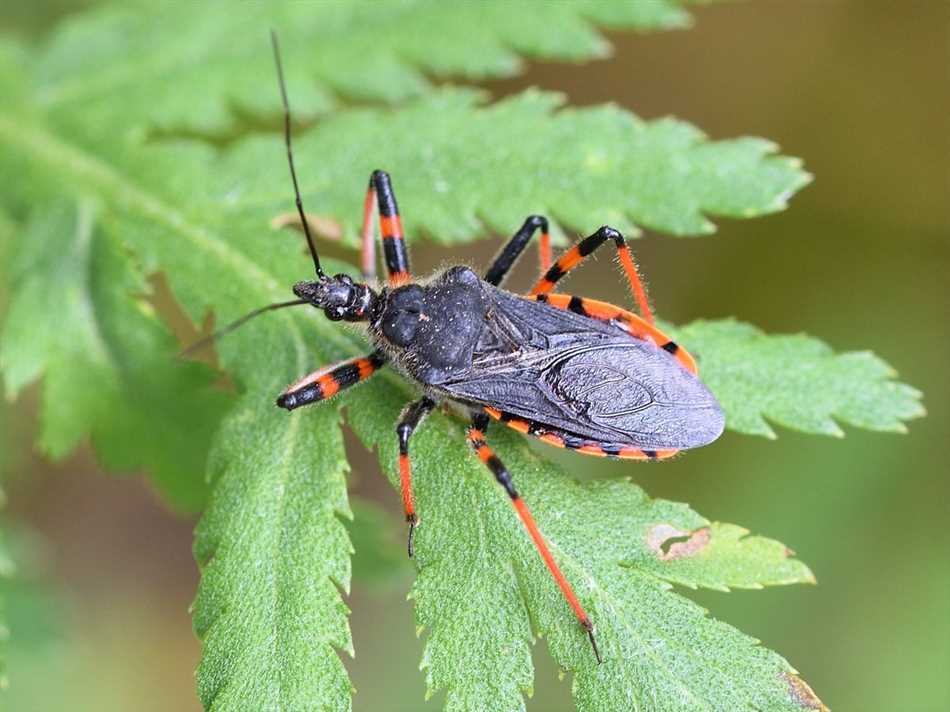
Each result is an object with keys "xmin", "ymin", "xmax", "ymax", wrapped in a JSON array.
[
  {"xmin": 783, "ymin": 672, "xmax": 829, "ymax": 711},
  {"xmin": 271, "ymin": 212, "xmax": 343, "ymax": 241},
  {"xmin": 646, "ymin": 524, "xmax": 712, "ymax": 560}
]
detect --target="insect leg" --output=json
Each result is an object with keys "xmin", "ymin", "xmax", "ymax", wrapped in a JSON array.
[
  {"xmin": 530, "ymin": 225, "xmax": 654, "ymax": 325},
  {"xmin": 483, "ymin": 215, "xmax": 551, "ymax": 287},
  {"xmin": 360, "ymin": 179, "xmax": 377, "ymax": 282},
  {"xmin": 276, "ymin": 350, "xmax": 386, "ymax": 410},
  {"xmin": 395, "ymin": 396, "xmax": 437, "ymax": 557},
  {"xmin": 467, "ymin": 413, "xmax": 602, "ymax": 664},
  {"xmin": 366, "ymin": 170, "xmax": 411, "ymax": 285}
]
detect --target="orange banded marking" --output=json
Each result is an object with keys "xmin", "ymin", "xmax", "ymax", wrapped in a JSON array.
[
  {"xmin": 527, "ymin": 293, "xmax": 698, "ymax": 374},
  {"xmin": 619, "ymin": 447, "xmax": 678, "ymax": 460},
  {"xmin": 380, "ymin": 215, "xmax": 404, "ymax": 239},
  {"xmin": 578, "ymin": 444, "xmax": 605, "ymax": 455},
  {"xmin": 398, "ymin": 453, "xmax": 415, "ymax": 518},
  {"xmin": 511, "ymin": 497, "xmax": 590, "ymax": 625},
  {"xmin": 316, "ymin": 374, "xmax": 340, "ymax": 399},
  {"xmin": 507, "ymin": 419, "xmax": 530, "ymax": 434},
  {"xmin": 556, "ymin": 245, "xmax": 584, "ymax": 272},
  {"xmin": 389, "ymin": 270, "xmax": 411, "ymax": 286},
  {"xmin": 539, "ymin": 231, "xmax": 552, "ymax": 273},
  {"xmin": 482, "ymin": 407, "xmax": 680, "ymax": 460},
  {"xmin": 280, "ymin": 352, "xmax": 385, "ymax": 406},
  {"xmin": 483, "ymin": 407, "xmax": 531, "ymax": 434},
  {"xmin": 616, "ymin": 244, "xmax": 654, "ymax": 325},
  {"xmin": 356, "ymin": 358, "xmax": 375, "ymax": 380},
  {"xmin": 467, "ymin": 415, "xmax": 601, "ymax": 660}
]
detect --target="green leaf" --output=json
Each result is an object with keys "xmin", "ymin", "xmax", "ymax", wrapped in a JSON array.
[
  {"xmin": 0, "ymin": 10, "xmax": 916, "ymax": 709},
  {"xmin": 677, "ymin": 319, "xmax": 926, "ymax": 438},
  {"xmin": 35, "ymin": 0, "xmax": 693, "ymax": 133},
  {"xmin": 209, "ymin": 88, "xmax": 810, "ymax": 242},
  {"xmin": 192, "ymin": 395, "xmax": 354, "ymax": 711},
  {"xmin": 0, "ymin": 200, "xmax": 230, "ymax": 511},
  {"xmin": 636, "ymin": 522, "xmax": 815, "ymax": 591},
  {"xmin": 0, "ymin": 523, "xmax": 69, "ymax": 700},
  {"xmin": 345, "ymin": 380, "xmax": 822, "ymax": 712}
]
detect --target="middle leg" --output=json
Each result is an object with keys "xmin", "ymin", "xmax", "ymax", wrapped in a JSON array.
[
  {"xmin": 395, "ymin": 396, "xmax": 437, "ymax": 557},
  {"xmin": 467, "ymin": 412, "xmax": 602, "ymax": 663}
]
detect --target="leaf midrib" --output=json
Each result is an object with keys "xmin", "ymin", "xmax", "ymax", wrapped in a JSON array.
[{"xmin": 0, "ymin": 113, "xmax": 419, "ymax": 390}]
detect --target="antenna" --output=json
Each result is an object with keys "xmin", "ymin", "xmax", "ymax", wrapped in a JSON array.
[
  {"xmin": 271, "ymin": 30, "xmax": 325, "ymax": 279},
  {"xmin": 179, "ymin": 298, "xmax": 308, "ymax": 358}
]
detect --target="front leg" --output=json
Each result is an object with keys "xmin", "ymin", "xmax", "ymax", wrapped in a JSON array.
[
  {"xmin": 484, "ymin": 214, "xmax": 551, "ymax": 287},
  {"xmin": 276, "ymin": 350, "xmax": 386, "ymax": 410}
]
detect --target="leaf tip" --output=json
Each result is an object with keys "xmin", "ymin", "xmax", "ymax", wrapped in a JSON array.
[{"xmin": 782, "ymin": 671, "xmax": 829, "ymax": 711}]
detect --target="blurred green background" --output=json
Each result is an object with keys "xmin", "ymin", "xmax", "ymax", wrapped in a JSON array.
[{"xmin": 1, "ymin": 2, "xmax": 947, "ymax": 711}]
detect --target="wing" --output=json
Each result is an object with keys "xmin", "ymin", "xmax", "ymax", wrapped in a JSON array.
[{"xmin": 435, "ymin": 288, "xmax": 724, "ymax": 450}]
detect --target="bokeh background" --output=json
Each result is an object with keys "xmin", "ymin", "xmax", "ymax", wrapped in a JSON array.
[{"xmin": 1, "ymin": 2, "xmax": 947, "ymax": 711}]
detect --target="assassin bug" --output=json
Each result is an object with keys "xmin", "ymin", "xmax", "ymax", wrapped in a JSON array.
[{"xmin": 194, "ymin": 33, "xmax": 726, "ymax": 664}]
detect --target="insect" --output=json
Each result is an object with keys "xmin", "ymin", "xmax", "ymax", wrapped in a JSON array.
[{"xmin": 196, "ymin": 33, "xmax": 725, "ymax": 663}]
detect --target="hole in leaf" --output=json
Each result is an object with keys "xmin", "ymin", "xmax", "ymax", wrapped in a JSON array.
[{"xmin": 646, "ymin": 523, "xmax": 712, "ymax": 561}]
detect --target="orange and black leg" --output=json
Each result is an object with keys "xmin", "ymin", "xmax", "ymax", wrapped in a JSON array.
[
  {"xmin": 484, "ymin": 215, "xmax": 552, "ymax": 287},
  {"xmin": 530, "ymin": 225, "xmax": 654, "ymax": 325},
  {"xmin": 361, "ymin": 170, "xmax": 411, "ymax": 286},
  {"xmin": 467, "ymin": 412, "xmax": 602, "ymax": 663},
  {"xmin": 395, "ymin": 396, "xmax": 437, "ymax": 557},
  {"xmin": 359, "ymin": 176, "xmax": 378, "ymax": 281},
  {"xmin": 276, "ymin": 350, "xmax": 386, "ymax": 411}
]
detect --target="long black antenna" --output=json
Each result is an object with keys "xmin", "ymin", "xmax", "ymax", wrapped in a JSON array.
[
  {"xmin": 271, "ymin": 30, "xmax": 325, "ymax": 279},
  {"xmin": 179, "ymin": 299, "xmax": 308, "ymax": 358}
]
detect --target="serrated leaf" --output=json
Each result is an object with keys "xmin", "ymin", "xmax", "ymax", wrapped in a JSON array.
[
  {"xmin": 345, "ymin": 379, "xmax": 821, "ymax": 712},
  {"xmin": 0, "ymin": 200, "xmax": 229, "ymax": 511},
  {"xmin": 0, "ymin": 9, "xmax": 919, "ymax": 709},
  {"xmin": 192, "ymin": 395, "xmax": 354, "ymax": 711},
  {"xmin": 636, "ymin": 522, "xmax": 815, "ymax": 591},
  {"xmin": 676, "ymin": 319, "xmax": 925, "ymax": 438},
  {"xmin": 206, "ymin": 88, "xmax": 810, "ymax": 242},
  {"xmin": 35, "ymin": 0, "xmax": 693, "ymax": 133}
]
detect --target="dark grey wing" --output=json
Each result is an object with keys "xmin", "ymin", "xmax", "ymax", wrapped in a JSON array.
[{"xmin": 434, "ymin": 289, "xmax": 724, "ymax": 450}]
